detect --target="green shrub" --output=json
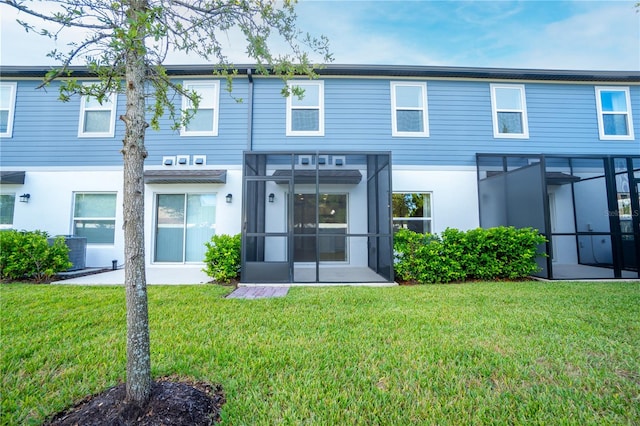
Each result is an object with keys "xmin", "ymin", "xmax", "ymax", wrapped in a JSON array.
[
  {"xmin": 394, "ymin": 226, "xmax": 546, "ymax": 284},
  {"xmin": 394, "ymin": 229, "xmax": 465, "ymax": 284},
  {"xmin": 462, "ymin": 227, "xmax": 547, "ymax": 280},
  {"xmin": 203, "ymin": 233, "xmax": 241, "ymax": 283},
  {"xmin": 0, "ymin": 230, "xmax": 72, "ymax": 282}
]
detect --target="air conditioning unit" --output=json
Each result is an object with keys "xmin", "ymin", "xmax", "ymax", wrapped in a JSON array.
[{"xmin": 48, "ymin": 236, "xmax": 86, "ymax": 271}]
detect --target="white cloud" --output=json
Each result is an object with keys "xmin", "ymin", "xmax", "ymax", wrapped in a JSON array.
[
  {"xmin": 294, "ymin": 0, "xmax": 639, "ymax": 70},
  {"xmin": 1, "ymin": 6, "xmax": 68, "ymax": 65},
  {"xmin": 0, "ymin": 2, "xmax": 331, "ymax": 66},
  {"xmin": 509, "ymin": 2, "xmax": 640, "ymax": 70},
  {"xmin": 1, "ymin": 0, "xmax": 638, "ymax": 70},
  {"xmin": 0, "ymin": 5, "xmax": 249, "ymax": 66},
  {"xmin": 293, "ymin": 1, "xmax": 446, "ymax": 65}
]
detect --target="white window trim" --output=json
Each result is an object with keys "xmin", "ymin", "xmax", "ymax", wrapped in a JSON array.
[
  {"xmin": 78, "ymin": 84, "xmax": 117, "ymax": 138},
  {"xmin": 286, "ymin": 80, "xmax": 325, "ymax": 137},
  {"xmin": 595, "ymin": 86, "xmax": 634, "ymax": 141},
  {"xmin": 0, "ymin": 82, "xmax": 17, "ymax": 138},
  {"xmin": 390, "ymin": 81, "xmax": 429, "ymax": 137},
  {"xmin": 180, "ymin": 80, "xmax": 220, "ymax": 137},
  {"xmin": 490, "ymin": 83, "xmax": 529, "ymax": 139},
  {"xmin": 392, "ymin": 192, "xmax": 433, "ymax": 233}
]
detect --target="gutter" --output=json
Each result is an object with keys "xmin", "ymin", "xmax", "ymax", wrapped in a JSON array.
[{"xmin": 2, "ymin": 64, "xmax": 638, "ymax": 83}]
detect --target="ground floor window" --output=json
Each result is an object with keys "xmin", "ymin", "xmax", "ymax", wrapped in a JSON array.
[
  {"xmin": 0, "ymin": 193, "xmax": 15, "ymax": 228},
  {"xmin": 294, "ymin": 193, "xmax": 347, "ymax": 262},
  {"xmin": 73, "ymin": 192, "xmax": 117, "ymax": 243},
  {"xmin": 154, "ymin": 193, "xmax": 216, "ymax": 263},
  {"xmin": 392, "ymin": 192, "xmax": 432, "ymax": 233}
]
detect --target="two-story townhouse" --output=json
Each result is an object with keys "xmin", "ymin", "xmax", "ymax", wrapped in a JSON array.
[{"xmin": 1, "ymin": 65, "xmax": 638, "ymax": 282}]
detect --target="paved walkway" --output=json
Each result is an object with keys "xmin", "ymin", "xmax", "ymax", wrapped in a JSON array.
[
  {"xmin": 226, "ymin": 286, "xmax": 289, "ymax": 299},
  {"xmin": 51, "ymin": 266, "xmax": 211, "ymax": 285}
]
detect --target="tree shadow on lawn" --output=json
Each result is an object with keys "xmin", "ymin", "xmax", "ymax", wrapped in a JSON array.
[{"xmin": 43, "ymin": 376, "xmax": 225, "ymax": 426}]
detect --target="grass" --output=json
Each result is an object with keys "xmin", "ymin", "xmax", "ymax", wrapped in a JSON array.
[{"xmin": 1, "ymin": 282, "xmax": 639, "ymax": 425}]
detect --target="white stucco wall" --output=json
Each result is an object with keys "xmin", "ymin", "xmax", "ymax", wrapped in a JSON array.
[
  {"xmin": 393, "ymin": 166, "xmax": 480, "ymax": 233},
  {"xmin": 4, "ymin": 165, "xmax": 481, "ymax": 270},
  {"xmin": 6, "ymin": 168, "xmax": 125, "ymax": 268},
  {"xmin": 144, "ymin": 167, "xmax": 243, "ymax": 266},
  {"xmin": 5, "ymin": 166, "xmax": 244, "ymax": 268},
  {"xmin": 547, "ymin": 184, "xmax": 578, "ymax": 264}
]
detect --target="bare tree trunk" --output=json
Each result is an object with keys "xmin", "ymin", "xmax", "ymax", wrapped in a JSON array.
[{"xmin": 122, "ymin": 0, "xmax": 151, "ymax": 406}]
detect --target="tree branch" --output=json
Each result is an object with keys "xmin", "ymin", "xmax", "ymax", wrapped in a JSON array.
[
  {"xmin": 37, "ymin": 33, "xmax": 113, "ymax": 89},
  {"xmin": 3, "ymin": 0, "xmax": 112, "ymax": 30}
]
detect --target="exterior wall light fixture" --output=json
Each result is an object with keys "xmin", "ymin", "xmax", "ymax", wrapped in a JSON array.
[
  {"xmin": 19, "ymin": 193, "xmax": 31, "ymax": 203},
  {"xmin": 226, "ymin": 193, "xmax": 233, "ymax": 203},
  {"xmin": 268, "ymin": 193, "xmax": 275, "ymax": 203}
]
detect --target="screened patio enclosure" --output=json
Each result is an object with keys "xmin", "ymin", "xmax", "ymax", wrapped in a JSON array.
[
  {"xmin": 477, "ymin": 154, "xmax": 640, "ymax": 280},
  {"xmin": 242, "ymin": 152, "xmax": 394, "ymax": 283}
]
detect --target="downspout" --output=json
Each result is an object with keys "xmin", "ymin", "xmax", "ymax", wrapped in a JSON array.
[
  {"xmin": 241, "ymin": 68, "xmax": 254, "ymax": 283},
  {"xmin": 247, "ymin": 68, "xmax": 254, "ymax": 151}
]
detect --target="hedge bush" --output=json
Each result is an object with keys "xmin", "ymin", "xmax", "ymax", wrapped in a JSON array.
[
  {"xmin": 394, "ymin": 227, "xmax": 547, "ymax": 284},
  {"xmin": 203, "ymin": 233, "xmax": 241, "ymax": 283},
  {"xmin": 0, "ymin": 230, "xmax": 72, "ymax": 283}
]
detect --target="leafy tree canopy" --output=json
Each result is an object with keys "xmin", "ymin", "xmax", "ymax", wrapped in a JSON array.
[{"xmin": 5, "ymin": 0, "xmax": 332, "ymax": 128}]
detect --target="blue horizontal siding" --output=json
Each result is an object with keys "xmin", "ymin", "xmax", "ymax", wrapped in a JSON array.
[
  {"xmin": 145, "ymin": 80, "xmax": 249, "ymax": 165},
  {"xmin": 2, "ymin": 79, "xmax": 249, "ymax": 167},
  {"xmin": 2, "ymin": 76, "xmax": 638, "ymax": 168},
  {"xmin": 252, "ymin": 78, "xmax": 639, "ymax": 166},
  {"xmin": 5, "ymin": 80, "xmax": 124, "ymax": 166}
]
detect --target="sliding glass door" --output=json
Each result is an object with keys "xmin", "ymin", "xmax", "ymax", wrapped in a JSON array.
[
  {"xmin": 294, "ymin": 193, "xmax": 347, "ymax": 262},
  {"xmin": 154, "ymin": 193, "xmax": 216, "ymax": 262}
]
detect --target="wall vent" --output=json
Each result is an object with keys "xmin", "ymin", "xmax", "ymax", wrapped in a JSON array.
[
  {"xmin": 298, "ymin": 155, "xmax": 312, "ymax": 166},
  {"xmin": 176, "ymin": 155, "xmax": 189, "ymax": 166},
  {"xmin": 193, "ymin": 155, "xmax": 206, "ymax": 165},
  {"xmin": 333, "ymin": 156, "xmax": 346, "ymax": 166},
  {"xmin": 162, "ymin": 156, "xmax": 176, "ymax": 166}
]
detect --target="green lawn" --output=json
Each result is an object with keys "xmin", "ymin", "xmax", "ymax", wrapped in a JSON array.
[{"xmin": 2, "ymin": 282, "xmax": 639, "ymax": 425}]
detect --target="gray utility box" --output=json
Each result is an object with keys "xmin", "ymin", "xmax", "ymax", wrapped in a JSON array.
[{"xmin": 49, "ymin": 235, "xmax": 87, "ymax": 271}]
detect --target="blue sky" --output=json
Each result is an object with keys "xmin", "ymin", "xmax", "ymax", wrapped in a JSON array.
[{"xmin": 1, "ymin": 0, "xmax": 639, "ymax": 70}]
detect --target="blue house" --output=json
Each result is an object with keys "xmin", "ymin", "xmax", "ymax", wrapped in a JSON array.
[{"xmin": 1, "ymin": 65, "xmax": 638, "ymax": 281}]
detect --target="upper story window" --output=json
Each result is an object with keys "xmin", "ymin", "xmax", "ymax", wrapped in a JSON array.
[
  {"xmin": 391, "ymin": 82, "xmax": 429, "ymax": 137},
  {"xmin": 595, "ymin": 87, "xmax": 634, "ymax": 140},
  {"xmin": 286, "ymin": 81, "xmax": 324, "ymax": 136},
  {"xmin": 490, "ymin": 84, "xmax": 529, "ymax": 139},
  {"xmin": 0, "ymin": 82, "xmax": 17, "ymax": 138},
  {"xmin": 78, "ymin": 85, "xmax": 117, "ymax": 138},
  {"xmin": 181, "ymin": 81, "xmax": 220, "ymax": 136},
  {"xmin": 0, "ymin": 193, "xmax": 16, "ymax": 228},
  {"xmin": 73, "ymin": 192, "xmax": 117, "ymax": 244}
]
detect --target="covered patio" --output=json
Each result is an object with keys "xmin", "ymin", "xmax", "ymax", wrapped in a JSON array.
[
  {"xmin": 477, "ymin": 154, "xmax": 640, "ymax": 280},
  {"xmin": 242, "ymin": 151, "xmax": 394, "ymax": 284}
]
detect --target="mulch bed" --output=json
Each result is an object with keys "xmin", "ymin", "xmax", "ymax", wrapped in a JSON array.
[{"xmin": 43, "ymin": 377, "xmax": 225, "ymax": 426}]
